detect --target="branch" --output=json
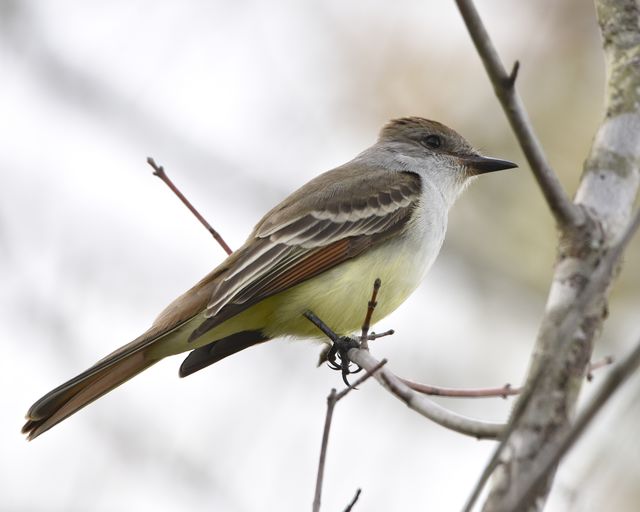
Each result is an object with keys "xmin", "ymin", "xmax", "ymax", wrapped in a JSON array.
[
  {"xmin": 313, "ymin": 389, "xmax": 336, "ymax": 512},
  {"xmin": 454, "ymin": 0, "xmax": 584, "ymax": 229},
  {"xmin": 312, "ymin": 361, "xmax": 387, "ymax": 512},
  {"xmin": 343, "ymin": 489, "xmax": 362, "ymax": 512},
  {"xmin": 402, "ymin": 355, "xmax": 612, "ymax": 398},
  {"xmin": 402, "ymin": 379, "xmax": 520, "ymax": 398},
  {"xmin": 304, "ymin": 281, "xmax": 505, "ymax": 440},
  {"xmin": 348, "ymin": 349, "xmax": 504, "ymax": 440},
  {"xmin": 147, "ymin": 157, "xmax": 233, "ymax": 255}
]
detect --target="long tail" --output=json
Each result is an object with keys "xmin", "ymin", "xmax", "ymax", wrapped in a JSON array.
[{"xmin": 22, "ymin": 334, "xmax": 161, "ymax": 441}]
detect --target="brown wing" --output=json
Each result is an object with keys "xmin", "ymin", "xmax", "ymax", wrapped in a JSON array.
[{"xmin": 188, "ymin": 168, "xmax": 421, "ymax": 341}]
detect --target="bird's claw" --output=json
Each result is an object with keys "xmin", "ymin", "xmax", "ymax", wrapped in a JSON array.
[{"xmin": 325, "ymin": 336, "xmax": 362, "ymax": 387}]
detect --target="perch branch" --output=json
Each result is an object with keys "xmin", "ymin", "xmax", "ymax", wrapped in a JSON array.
[{"xmin": 305, "ymin": 280, "xmax": 505, "ymax": 439}]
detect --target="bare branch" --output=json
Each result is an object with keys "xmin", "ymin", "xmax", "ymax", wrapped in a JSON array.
[
  {"xmin": 349, "ymin": 349, "xmax": 504, "ymax": 439},
  {"xmin": 366, "ymin": 329, "xmax": 395, "ymax": 341},
  {"xmin": 402, "ymin": 379, "xmax": 520, "ymax": 398},
  {"xmin": 586, "ymin": 355, "xmax": 615, "ymax": 381},
  {"xmin": 343, "ymin": 489, "xmax": 362, "ymax": 512},
  {"xmin": 313, "ymin": 388, "xmax": 337, "ymax": 512},
  {"xmin": 402, "ymin": 356, "xmax": 613, "ymax": 398},
  {"xmin": 360, "ymin": 277, "xmax": 382, "ymax": 348},
  {"xmin": 454, "ymin": 0, "xmax": 584, "ymax": 229},
  {"xmin": 147, "ymin": 157, "xmax": 233, "ymax": 255},
  {"xmin": 312, "ymin": 361, "xmax": 386, "ymax": 512}
]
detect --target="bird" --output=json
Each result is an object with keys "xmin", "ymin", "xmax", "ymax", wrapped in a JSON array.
[{"xmin": 22, "ymin": 117, "xmax": 516, "ymax": 440}]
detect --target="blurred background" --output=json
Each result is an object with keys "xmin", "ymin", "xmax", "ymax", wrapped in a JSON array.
[{"xmin": 1, "ymin": 0, "xmax": 639, "ymax": 510}]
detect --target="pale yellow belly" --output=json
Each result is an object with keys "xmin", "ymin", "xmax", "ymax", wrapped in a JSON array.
[{"xmin": 261, "ymin": 238, "xmax": 426, "ymax": 339}]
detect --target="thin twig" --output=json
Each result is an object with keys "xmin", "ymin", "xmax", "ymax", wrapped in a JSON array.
[
  {"xmin": 360, "ymin": 278, "xmax": 382, "ymax": 348},
  {"xmin": 402, "ymin": 356, "xmax": 613, "ymax": 399},
  {"xmin": 507, "ymin": 60, "xmax": 520, "ymax": 87},
  {"xmin": 146, "ymin": 157, "xmax": 233, "ymax": 255},
  {"xmin": 313, "ymin": 389, "xmax": 337, "ymax": 512},
  {"xmin": 312, "ymin": 361, "xmax": 387, "ymax": 512},
  {"xmin": 343, "ymin": 489, "xmax": 362, "ymax": 512},
  {"xmin": 586, "ymin": 355, "xmax": 614, "ymax": 381},
  {"xmin": 454, "ymin": 0, "xmax": 583, "ymax": 229},
  {"xmin": 402, "ymin": 379, "xmax": 520, "ymax": 398},
  {"xmin": 366, "ymin": 329, "xmax": 395, "ymax": 341}
]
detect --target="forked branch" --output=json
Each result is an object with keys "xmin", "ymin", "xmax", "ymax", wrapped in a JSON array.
[{"xmin": 454, "ymin": 0, "xmax": 584, "ymax": 229}]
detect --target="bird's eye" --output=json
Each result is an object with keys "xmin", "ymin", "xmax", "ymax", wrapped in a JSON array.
[{"xmin": 422, "ymin": 135, "xmax": 442, "ymax": 149}]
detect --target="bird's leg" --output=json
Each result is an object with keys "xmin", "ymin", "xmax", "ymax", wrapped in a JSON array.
[
  {"xmin": 325, "ymin": 336, "xmax": 363, "ymax": 387},
  {"xmin": 303, "ymin": 311, "xmax": 364, "ymax": 386}
]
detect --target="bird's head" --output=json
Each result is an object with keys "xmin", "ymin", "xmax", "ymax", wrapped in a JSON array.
[{"xmin": 377, "ymin": 117, "xmax": 517, "ymax": 203}]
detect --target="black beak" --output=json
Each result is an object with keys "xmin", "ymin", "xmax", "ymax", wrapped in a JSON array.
[{"xmin": 464, "ymin": 155, "xmax": 518, "ymax": 174}]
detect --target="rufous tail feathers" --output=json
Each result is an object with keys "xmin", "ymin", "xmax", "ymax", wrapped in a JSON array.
[{"xmin": 22, "ymin": 340, "xmax": 158, "ymax": 440}]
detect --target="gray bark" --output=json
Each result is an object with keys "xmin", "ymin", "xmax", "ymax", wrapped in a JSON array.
[{"xmin": 482, "ymin": 1, "xmax": 640, "ymax": 510}]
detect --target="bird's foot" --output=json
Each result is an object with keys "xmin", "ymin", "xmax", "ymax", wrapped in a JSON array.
[{"xmin": 325, "ymin": 336, "xmax": 362, "ymax": 387}]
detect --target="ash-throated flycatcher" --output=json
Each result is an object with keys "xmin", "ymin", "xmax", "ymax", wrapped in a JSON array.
[{"xmin": 23, "ymin": 117, "xmax": 516, "ymax": 439}]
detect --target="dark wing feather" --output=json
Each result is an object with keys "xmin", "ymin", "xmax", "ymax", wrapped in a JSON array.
[
  {"xmin": 180, "ymin": 330, "xmax": 269, "ymax": 377},
  {"xmin": 189, "ymin": 168, "xmax": 422, "ymax": 342}
]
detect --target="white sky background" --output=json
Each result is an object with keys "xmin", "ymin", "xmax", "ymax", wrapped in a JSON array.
[{"xmin": 1, "ymin": 1, "xmax": 639, "ymax": 511}]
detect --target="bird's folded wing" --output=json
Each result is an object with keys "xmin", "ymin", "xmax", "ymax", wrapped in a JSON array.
[{"xmin": 188, "ymin": 168, "xmax": 422, "ymax": 341}]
